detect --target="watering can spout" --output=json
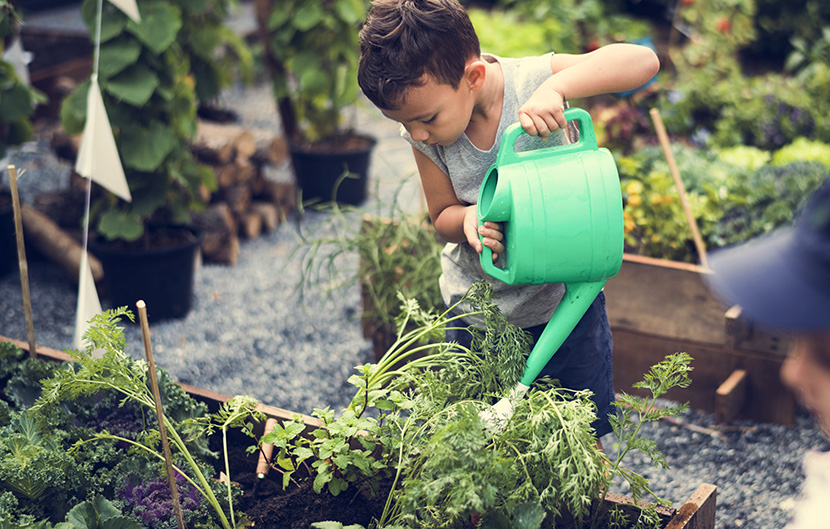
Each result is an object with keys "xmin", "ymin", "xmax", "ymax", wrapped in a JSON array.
[{"xmin": 520, "ymin": 281, "xmax": 606, "ymax": 386}]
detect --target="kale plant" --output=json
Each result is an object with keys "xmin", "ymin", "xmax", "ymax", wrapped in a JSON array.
[
  {"xmin": 119, "ymin": 472, "xmax": 204, "ymax": 529},
  {"xmin": 28, "ymin": 308, "xmax": 262, "ymax": 529}
]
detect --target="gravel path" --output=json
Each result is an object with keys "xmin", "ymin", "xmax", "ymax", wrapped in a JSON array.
[{"xmin": 1, "ymin": 80, "xmax": 828, "ymax": 529}]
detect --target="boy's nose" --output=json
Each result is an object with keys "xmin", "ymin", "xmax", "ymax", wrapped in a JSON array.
[{"xmin": 410, "ymin": 126, "xmax": 429, "ymax": 143}]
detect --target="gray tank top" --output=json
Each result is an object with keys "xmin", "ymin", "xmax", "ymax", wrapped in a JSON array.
[{"xmin": 403, "ymin": 53, "xmax": 569, "ymax": 328}]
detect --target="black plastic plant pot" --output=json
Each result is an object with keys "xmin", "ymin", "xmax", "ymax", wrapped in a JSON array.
[
  {"xmin": 291, "ymin": 135, "xmax": 377, "ymax": 206},
  {"xmin": 0, "ymin": 191, "xmax": 16, "ymax": 279},
  {"xmin": 90, "ymin": 227, "xmax": 203, "ymax": 322}
]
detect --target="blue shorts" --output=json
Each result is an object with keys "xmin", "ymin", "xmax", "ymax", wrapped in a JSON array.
[{"xmin": 446, "ymin": 290, "xmax": 615, "ymax": 438}]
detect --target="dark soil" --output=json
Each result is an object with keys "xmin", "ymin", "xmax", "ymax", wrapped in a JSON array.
[
  {"xmin": 290, "ymin": 133, "xmax": 376, "ymax": 155},
  {"xmin": 92, "ymin": 225, "xmax": 201, "ymax": 252}
]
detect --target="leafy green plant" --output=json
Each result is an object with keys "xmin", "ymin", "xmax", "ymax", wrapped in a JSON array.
[
  {"xmin": 707, "ymin": 161, "xmax": 827, "ymax": 248},
  {"xmin": 493, "ymin": 0, "xmax": 652, "ymax": 53},
  {"xmin": 263, "ymin": 0, "xmax": 367, "ymax": 144},
  {"xmin": 29, "ymin": 308, "xmax": 261, "ymax": 529},
  {"xmin": 0, "ymin": 413, "xmax": 89, "ymax": 522},
  {"xmin": 771, "ymin": 137, "xmax": 830, "ymax": 167},
  {"xmin": 0, "ymin": 1, "xmax": 46, "ymax": 159},
  {"xmin": 592, "ymin": 353, "xmax": 693, "ymax": 529},
  {"xmin": 57, "ymin": 495, "xmax": 141, "ymax": 529},
  {"xmin": 60, "ymin": 0, "xmax": 218, "ymax": 243},
  {"xmin": 259, "ymin": 283, "xmax": 693, "ymax": 529},
  {"xmin": 294, "ymin": 196, "xmax": 443, "ymax": 356},
  {"xmin": 618, "ymin": 141, "xmax": 828, "ymax": 262},
  {"xmin": 178, "ymin": 0, "xmax": 253, "ymax": 105}
]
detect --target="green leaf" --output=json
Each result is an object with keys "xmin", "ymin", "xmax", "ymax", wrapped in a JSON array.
[
  {"xmin": 104, "ymin": 64, "xmax": 159, "ymax": 107},
  {"xmin": 98, "ymin": 37, "xmax": 143, "ymax": 79},
  {"xmin": 66, "ymin": 495, "xmax": 142, "ymax": 529},
  {"xmin": 293, "ymin": 4, "xmax": 323, "ymax": 31},
  {"xmin": 0, "ymin": 83, "xmax": 33, "ymax": 121},
  {"xmin": 61, "ymin": 79, "xmax": 90, "ymax": 134},
  {"xmin": 119, "ymin": 122, "xmax": 176, "ymax": 171},
  {"xmin": 334, "ymin": 0, "xmax": 363, "ymax": 24},
  {"xmin": 267, "ymin": 7, "xmax": 292, "ymax": 31},
  {"xmin": 81, "ymin": 0, "xmax": 127, "ymax": 43},
  {"xmin": 512, "ymin": 502, "xmax": 546, "ymax": 529},
  {"xmin": 126, "ymin": 1, "xmax": 182, "ymax": 55},
  {"xmin": 98, "ymin": 210, "xmax": 144, "ymax": 242}
]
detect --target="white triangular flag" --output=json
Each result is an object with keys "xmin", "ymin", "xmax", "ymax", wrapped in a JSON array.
[
  {"xmin": 74, "ymin": 251, "xmax": 103, "ymax": 356},
  {"xmin": 108, "ymin": 0, "xmax": 140, "ymax": 23},
  {"xmin": 2, "ymin": 37, "xmax": 32, "ymax": 86},
  {"xmin": 75, "ymin": 75, "xmax": 132, "ymax": 202}
]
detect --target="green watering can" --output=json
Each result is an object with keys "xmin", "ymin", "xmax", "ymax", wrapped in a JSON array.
[{"xmin": 477, "ymin": 107, "xmax": 624, "ymax": 429}]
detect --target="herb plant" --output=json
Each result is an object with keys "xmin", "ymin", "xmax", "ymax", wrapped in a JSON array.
[
  {"xmin": 294, "ymin": 191, "xmax": 444, "ymax": 356},
  {"xmin": 259, "ymin": 283, "xmax": 694, "ymax": 529}
]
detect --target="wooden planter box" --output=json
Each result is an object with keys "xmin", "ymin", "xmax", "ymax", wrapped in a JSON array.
[
  {"xmin": 1, "ymin": 335, "xmax": 716, "ymax": 528},
  {"xmin": 605, "ymin": 253, "xmax": 794, "ymax": 425}
]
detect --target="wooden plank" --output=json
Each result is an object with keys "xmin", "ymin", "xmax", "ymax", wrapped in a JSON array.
[
  {"xmin": 724, "ymin": 305, "xmax": 751, "ymax": 348},
  {"xmin": 664, "ymin": 483, "xmax": 717, "ymax": 529},
  {"xmin": 606, "ymin": 254, "xmax": 788, "ymax": 356},
  {"xmin": 613, "ymin": 329, "xmax": 796, "ymax": 425},
  {"xmin": 715, "ymin": 369, "xmax": 748, "ymax": 424},
  {"xmin": 0, "ymin": 334, "xmax": 322, "ymax": 432}
]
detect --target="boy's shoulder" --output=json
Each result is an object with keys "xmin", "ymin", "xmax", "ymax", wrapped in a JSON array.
[{"xmin": 494, "ymin": 53, "xmax": 553, "ymax": 97}]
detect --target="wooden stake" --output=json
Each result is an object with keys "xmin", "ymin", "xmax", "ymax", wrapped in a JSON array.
[
  {"xmin": 649, "ymin": 108, "xmax": 710, "ymax": 269},
  {"xmin": 256, "ymin": 417, "xmax": 279, "ymax": 479},
  {"xmin": 137, "ymin": 300, "xmax": 186, "ymax": 529},
  {"xmin": 7, "ymin": 165, "xmax": 36, "ymax": 358}
]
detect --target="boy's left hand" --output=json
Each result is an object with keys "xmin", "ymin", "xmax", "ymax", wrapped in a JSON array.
[
  {"xmin": 463, "ymin": 206, "xmax": 504, "ymax": 262},
  {"xmin": 478, "ymin": 221, "xmax": 505, "ymax": 263},
  {"xmin": 518, "ymin": 82, "xmax": 568, "ymax": 141}
]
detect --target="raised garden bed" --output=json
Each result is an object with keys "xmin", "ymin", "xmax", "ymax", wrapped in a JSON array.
[
  {"xmin": 0, "ymin": 333, "xmax": 717, "ymax": 529},
  {"xmin": 605, "ymin": 253, "xmax": 793, "ymax": 426}
]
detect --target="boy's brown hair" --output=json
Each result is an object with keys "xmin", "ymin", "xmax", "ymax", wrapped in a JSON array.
[{"xmin": 358, "ymin": 0, "xmax": 481, "ymax": 111}]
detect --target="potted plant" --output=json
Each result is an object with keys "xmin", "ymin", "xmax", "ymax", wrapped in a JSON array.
[
  {"xmin": 255, "ymin": 0, "xmax": 376, "ymax": 205},
  {"xmin": 0, "ymin": 1, "xmax": 44, "ymax": 278},
  {"xmin": 295, "ymin": 198, "xmax": 444, "ymax": 360},
  {"xmin": 59, "ymin": 0, "xmax": 233, "ymax": 321}
]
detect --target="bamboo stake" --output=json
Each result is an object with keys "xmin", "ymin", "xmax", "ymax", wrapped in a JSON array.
[
  {"xmin": 137, "ymin": 300, "xmax": 186, "ymax": 529},
  {"xmin": 7, "ymin": 165, "xmax": 36, "ymax": 358},
  {"xmin": 649, "ymin": 108, "xmax": 710, "ymax": 269}
]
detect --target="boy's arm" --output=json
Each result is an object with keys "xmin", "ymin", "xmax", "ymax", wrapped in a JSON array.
[
  {"xmin": 519, "ymin": 43, "xmax": 660, "ymax": 138},
  {"xmin": 413, "ymin": 146, "xmax": 503, "ymax": 260}
]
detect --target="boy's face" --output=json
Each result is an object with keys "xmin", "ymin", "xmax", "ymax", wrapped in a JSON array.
[
  {"xmin": 380, "ymin": 73, "xmax": 477, "ymax": 147},
  {"xmin": 781, "ymin": 332, "xmax": 830, "ymax": 435}
]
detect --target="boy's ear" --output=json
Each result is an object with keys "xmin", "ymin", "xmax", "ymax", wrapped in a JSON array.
[{"xmin": 464, "ymin": 60, "xmax": 487, "ymax": 91}]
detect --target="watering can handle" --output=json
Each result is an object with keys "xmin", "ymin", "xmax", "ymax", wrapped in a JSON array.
[{"xmin": 496, "ymin": 107, "xmax": 598, "ymax": 169}]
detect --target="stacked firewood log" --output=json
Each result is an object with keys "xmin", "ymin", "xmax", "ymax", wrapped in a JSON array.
[
  {"xmin": 190, "ymin": 120, "xmax": 296, "ymax": 265},
  {"xmin": 42, "ymin": 119, "xmax": 297, "ymax": 278}
]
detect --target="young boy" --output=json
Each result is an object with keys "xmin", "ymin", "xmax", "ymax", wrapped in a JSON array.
[
  {"xmin": 705, "ymin": 177, "xmax": 830, "ymax": 529},
  {"xmin": 357, "ymin": 0, "xmax": 659, "ymax": 439}
]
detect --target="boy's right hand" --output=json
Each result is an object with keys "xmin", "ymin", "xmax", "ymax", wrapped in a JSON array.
[{"xmin": 464, "ymin": 206, "xmax": 504, "ymax": 262}]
